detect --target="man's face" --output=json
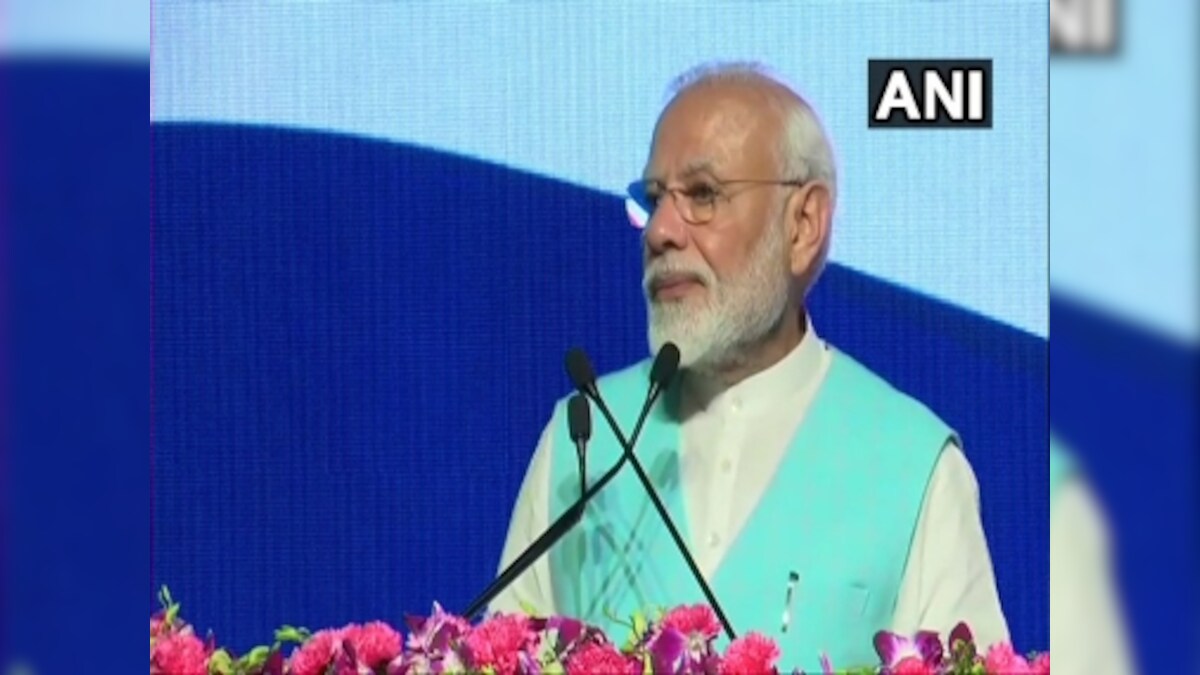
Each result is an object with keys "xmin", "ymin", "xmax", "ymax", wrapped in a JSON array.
[{"xmin": 640, "ymin": 84, "xmax": 795, "ymax": 370}]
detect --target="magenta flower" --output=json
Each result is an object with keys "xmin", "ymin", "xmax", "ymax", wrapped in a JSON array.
[
  {"xmin": 337, "ymin": 621, "xmax": 403, "ymax": 670},
  {"xmin": 872, "ymin": 630, "xmax": 944, "ymax": 672},
  {"xmin": 389, "ymin": 604, "xmax": 473, "ymax": 675},
  {"xmin": 462, "ymin": 613, "xmax": 538, "ymax": 675},
  {"xmin": 661, "ymin": 605, "xmax": 722, "ymax": 642},
  {"xmin": 567, "ymin": 642, "xmax": 640, "ymax": 675},
  {"xmin": 261, "ymin": 650, "xmax": 286, "ymax": 675},
  {"xmin": 643, "ymin": 605, "xmax": 724, "ymax": 674},
  {"xmin": 948, "ymin": 622, "xmax": 972, "ymax": 649},
  {"xmin": 983, "ymin": 642, "xmax": 1031, "ymax": 674},
  {"xmin": 547, "ymin": 614, "xmax": 608, "ymax": 663},
  {"xmin": 404, "ymin": 602, "xmax": 471, "ymax": 655},
  {"xmin": 150, "ymin": 631, "xmax": 209, "ymax": 675},
  {"xmin": 288, "ymin": 628, "xmax": 347, "ymax": 675},
  {"xmin": 719, "ymin": 632, "xmax": 780, "ymax": 675},
  {"xmin": 647, "ymin": 626, "xmax": 689, "ymax": 673}
]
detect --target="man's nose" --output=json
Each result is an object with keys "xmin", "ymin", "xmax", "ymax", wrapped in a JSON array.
[{"xmin": 644, "ymin": 197, "xmax": 689, "ymax": 254}]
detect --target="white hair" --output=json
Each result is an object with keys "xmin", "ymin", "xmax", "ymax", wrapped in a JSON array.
[{"xmin": 664, "ymin": 61, "xmax": 838, "ymax": 208}]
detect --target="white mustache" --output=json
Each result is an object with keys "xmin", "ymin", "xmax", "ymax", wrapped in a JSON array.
[{"xmin": 643, "ymin": 260, "xmax": 716, "ymax": 294}]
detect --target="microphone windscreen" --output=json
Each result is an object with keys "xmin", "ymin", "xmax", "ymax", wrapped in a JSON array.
[
  {"xmin": 567, "ymin": 394, "xmax": 591, "ymax": 442},
  {"xmin": 565, "ymin": 347, "xmax": 598, "ymax": 394},
  {"xmin": 649, "ymin": 342, "xmax": 681, "ymax": 389}
]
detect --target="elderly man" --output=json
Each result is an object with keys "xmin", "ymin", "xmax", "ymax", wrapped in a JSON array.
[{"xmin": 493, "ymin": 62, "xmax": 1009, "ymax": 670}]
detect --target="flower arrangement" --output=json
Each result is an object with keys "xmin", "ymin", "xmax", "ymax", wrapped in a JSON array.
[{"xmin": 150, "ymin": 587, "xmax": 1048, "ymax": 674}]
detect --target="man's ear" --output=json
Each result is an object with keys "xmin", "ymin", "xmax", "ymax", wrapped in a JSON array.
[{"xmin": 786, "ymin": 181, "xmax": 832, "ymax": 279}]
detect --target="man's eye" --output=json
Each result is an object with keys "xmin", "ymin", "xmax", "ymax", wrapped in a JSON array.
[
  {"xmin": 684, "ymin": 183, "xmax": 719, "ymax": 204},
  {"xmin": 643, "ymin": 190, "xmax": 663, "ymax": 208}
]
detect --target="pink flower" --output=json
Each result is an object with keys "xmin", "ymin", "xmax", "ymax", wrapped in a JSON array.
[
  {"xmin": 893, "ymin": 656, "xmax": 936, "ymax": 675},
  {"xmin": 567, "ymin": 642, "xmax": 637, "ymax": 675},
  {"xmin": 150, "ymin": 631, "xmax": 209, "ymax": 675},
  {"xmin": 1030, "ymin": 653, "xmax": 1050, "ymax": 675},
  {"xmin": 344, "ymin": 621, "xmax": 403, "ymax": 668},
  {"xmin": 463, "ymin": 614, "xmax": 537, "ymax": 675},
  {"xmin": 661, "ymin": 604, "xmax": 722, "ymax": 641},
  {"xmin": 984, "ymin": 642, "xmax": 1030, "ymax": 675},
  {"xmin": 719, "ymin": 632, "xmax": 780, "ymax": 675},
  {"xmin": 288, "ymin": 627, "xmax": 347, "ymax": 675}
]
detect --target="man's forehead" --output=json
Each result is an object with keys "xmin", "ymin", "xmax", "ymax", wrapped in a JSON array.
[
  {"xmin": 644, "ymin": 126, "xmax": 769, "ymax": 179},
  {"xmin": 645, "ymin": 87, "xmax": 779, "ymax": 177}
]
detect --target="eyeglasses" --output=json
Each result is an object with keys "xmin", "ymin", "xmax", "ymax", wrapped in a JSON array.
[{"xmin": 626, "ymin": 176, "xmax": 808, "ymax": 227}]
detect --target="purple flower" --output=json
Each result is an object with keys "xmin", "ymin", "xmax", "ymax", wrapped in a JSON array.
[
  {"xmin": 548, "ymin": 616, "xmax": 586, "ymax": 646},
  {"xmin": 649, "ymin": 627, "xmax": 688, "ymax": 674},
  {"xmin": 547, "ymin": 615, "xmax": 608, "ymax": 657},
  {"xmin": 645, "ymin": 626, "xmax": 717, "ymax": 675},
  {"xmin": 518, "ymin": 649, "xmax": 543, "ymax": 675},
  {"xmin": 873, "ymin": 630, "xmax": 944, "ymax": 671},
  {"xmin": 404, "ymin": 602, "xmax": 471, "ymax": 656},
  {"xmin": 388, "ymin": 649, "xmax": 467, "ymax": 675},
  {"xmin": 948, "ymin": 623, "xmax": 973, "ymax": 652},
  {"xmin": 392, "ymin": 603, "xmax": 474, "ymax": 675}
]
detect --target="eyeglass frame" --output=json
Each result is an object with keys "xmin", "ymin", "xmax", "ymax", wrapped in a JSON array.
[{"xmin": 626, "ymin": 176, "xmax": 811, "ymax": 226}]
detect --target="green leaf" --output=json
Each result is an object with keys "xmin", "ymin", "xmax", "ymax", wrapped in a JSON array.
[
  {"xmin": 631, "ymin": 611, "xmax": 648, "ymax": 640},
  {"xmin": 207, "ymin": 649, "xmax": 235, "ymax": 675},
  {"xmin": 641, "ymin": 653, "xmax": 653, "ymax": 675},
  {"xmin": 274, "ymin": 625, "xmax": 311, "ymax": 645},
  {"xmin": 234, "ymin": 646, "xmax": 271, "ymax": 671},
  {"xmin": 518, "ymin": 600, "xmax": 541, "ymax": 617},
  {"xmin": 541, "ymin": 661, "xmax": 565, "ymax": 675},
  {"xmin": 157, "ymin": 585, "xmax": 181, "ymax": 625}
]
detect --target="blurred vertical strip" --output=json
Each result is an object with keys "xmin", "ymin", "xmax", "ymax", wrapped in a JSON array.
[
  {"xmin": 0, "ymin": 56, "xmax": 148, "ymax": 674},
  {"xmin": 1051, "ymin": 0, "xmax": 1199, "ymax": 670},
  {"xmin": 0, "ymin": 46, "xmax": 10, "ymax": 671}
]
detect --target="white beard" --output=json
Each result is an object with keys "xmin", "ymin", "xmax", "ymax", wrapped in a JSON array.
[{"xmin": 644, "ymin": 220, "xmax": 791, "ymax": 371}]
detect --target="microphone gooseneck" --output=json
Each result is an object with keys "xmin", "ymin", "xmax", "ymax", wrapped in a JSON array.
[
  {"xmin": 567, "ymin": 344, "xmax": 737, "ymax": 641},
  {"xmin": 461, "ymin": 351, "xmax": 670, "ymax": 622}
]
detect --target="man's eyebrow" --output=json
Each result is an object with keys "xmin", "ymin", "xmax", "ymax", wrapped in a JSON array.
[
  {"xmin": 680, "ymin": 159, "xmax": 717, "ymax": 178},
  {"xmin": 643, "ymin": 159, "xmax": 717, "ymax": 182}
]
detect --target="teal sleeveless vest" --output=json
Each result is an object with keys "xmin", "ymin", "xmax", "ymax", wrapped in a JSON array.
[{"xmin": 545, "ymin": 350, "xmax": 955, "ymax": 672}]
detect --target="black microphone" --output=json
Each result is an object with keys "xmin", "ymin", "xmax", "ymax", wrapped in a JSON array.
[
  {"xmin": 567, "ymin": 344, "xmax": 737, "ymax": 641},
  {"xmin": 461, "ymin": 352, "xmax": 669, "ymax": 621},
  {"xmin": 568, "ymin": 394, "xmax": 590, "ymax": 500}
]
